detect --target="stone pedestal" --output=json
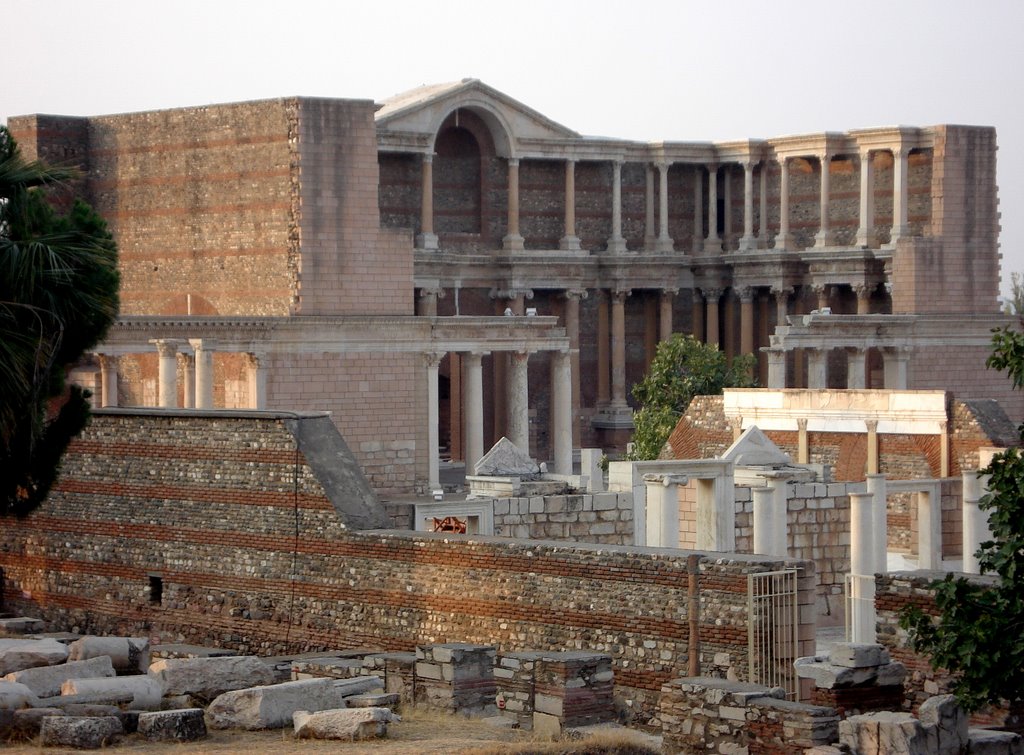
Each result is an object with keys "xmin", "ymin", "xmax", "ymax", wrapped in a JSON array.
[{"xmin": 414, "ymin": 643, "xmax": 496, "ymax": 715}]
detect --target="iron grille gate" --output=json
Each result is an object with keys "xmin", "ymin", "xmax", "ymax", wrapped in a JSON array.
[{"xmin": 747, "ymin": 569, "xmax": 800, "ymax": 700}]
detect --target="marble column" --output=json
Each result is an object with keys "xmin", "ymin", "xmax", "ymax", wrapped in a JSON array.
[
  {"xmin": 417, "ymin": 287, "xmax": 444, "ymax": 317},
  {"xmin": 847, "ymin": 348, "xmax": 868, "ymax": 389},
  {"xmin": 758, "ymin": 162, "xmax": 768, "ymax": 249},
  {"xmin": 797, "ymin": 418, "xmax": 809, "ymax": 464},
  {"xmin": 644, "ymin": 164, "xmax": 656, "ymax": 249},
  {"xmin": 766, "ymin": 348, "xmax": 787, "ymax": 389},
  {"xmin": 722, "ymin": 165, "xmax": 733, "ymax": 248},
  {"xmin": 704, "ymin": 165, "xmax": 721, "ymax": 253},
  {"xmin": 772, "ymin": 286, "xmax": 791, "ymax": 328},
  {"xmin": 181, "ymin": 354, "xmax": 195, "ymax": 409},
  {"xmin": 854, "ymin": 283, "xmax": 872, "ymax": 315},
  {"xmin": 962, "ymin": 471, "xmax": 991, "ymax": 575},
  {"xmin": 246, "ymin": 352, "xmax": 267, "ymax": 409},
  {"xmin": 189, "ymin": 338, "xmax": 216, "ymax": 409},
  {"xmin": 692, "ymin": 289, "xmax": 704, "ymax": 341},
  {"xmin": 776, "ymin": 157, "xmax": 792, "ymax": 250},
  {"xmin": 643, "ymin": 295, "xmax": 658, "ymax": 367},
  {"xmin": 660, "ymin": 288, "xmax": 676, "ymax": 342},
  {"xmin": 611, "ymin": 289, "xmax": 631, "ymax": 406},
  {"xmin": 866, "ymin": 473, "xmax": 888, "ymax": 573},
  {"xmin": 416, "ymin": 153, "xmax": 438, "ymax": 250},
  {"xmin": 855, "ymin": 149, "xmax": 875, "ymax": 248},
  {"xmin": 492, "ymin": 298, "xmax": 508, "ymax": 440},
  {"xmin": 425, "ymin": 352, "xmax": 443, "ymax": 490},
  {"xmin": 814, "ymin": 151, "xmax": 833, "ymax": 248},
  {"xmin": 96, "ymin": 353, "xmax": 118, "ymax": 408},
  {"xmin": 692, "ymin": 168, "xmax": 704, "ymax": 254},
  {"xmin": 508, "ymin": 350, "xmax": 530, "ymax": 452},
  {"xmin": 464, "ymin": 351, "xmax": 485, "ymax": 474},
  {"xmin": 814, "ymin": 284, "xmax": 830, "ymax": 312},
  {"xmin": 564, "ymin": 290, "xmax": 586, "ymax": 446},
  {"xmin": 608, "ymin": 160, "xmax": 627, "ymax": 253},
  {"xmin": 806, "ymin": 348, "xmax": 828, "ymax": 389},
  {"xmin": 597, "ymin": 290, "xmax": 610, "ymax": 406},
  {"xmin": 739, "ymin": 287, "xmax": 755, "ymax": 358},
  {"xmin": 865, "ymin": 420, "xmax": 879, "ymax": 475},
  {"xmin": 940, "ymin": 420, "xmax": 950, "ymax": 478},
  {"xmin": 560, "ymin": 159, "xmax": 581, "ymax": 251},
  {"xmin": 849, "ymin": 490, "xmax": 878, "ymax": 643},
  {"xmin": 503, "ymin": 157, "xmax": 524, "ymax": 251},
  {"xmin": 657, "ymin": 162, "xmax": 674, "ymax": 252},
  {"xmin": 891, "ymin": 147, "xmax": 909, "ymax": 244},
  {"xmin": 739, "ymin": 160, "xmax": 757, "ymax": 251},
  {"xmin": 153, "ymin": 339, "xmax": 179, "ymax": 409},
  {"xmin": 703, "ymin": 287, "xmax": 722, "ymax": 349},
  {"xmin": 552, "ymin": 349, "xmax": 573, "ymax": 475}
]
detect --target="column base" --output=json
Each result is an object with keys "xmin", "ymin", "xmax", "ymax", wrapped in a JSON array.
[
  {"xmin": 559, "ymin": 235, "xmax": 582, "ymax": 251},
  {"xmin": 416, "ymin": 232, "xmax": 439, "ymax": 250},
  {"xmin": 502, "ymin": 234, "xmax": 525, "ymax": 251},
  {"xmin": 591, "ymin": 404, "xmax": 635, "ymax": 430},
  {"xmin": 655, "ymin": 237, "xmax": 675, "ymax": 253},
  {"xmin": 703, "ymin": 237, "xmax": 723, "ymax": 254},
  {"xmin": 854, "ymin": 230, "xmax": 872, "ymax": 248},
  {"xmin": 773, "ymin": 233, "xmax": 793, "ymax": 251},
  {"xmin": 814, "ymin": 230, "xmax": 834, "ymax": 248},
  {"xmin": 738, "ymin": 236, "xmax": 758, "ymax": 252},
  {"xmin": 606, "ymin": 237, "xmax": 628, "ymax": 254}
]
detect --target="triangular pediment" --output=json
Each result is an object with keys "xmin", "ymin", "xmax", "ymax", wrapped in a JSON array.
[
  {"xmin": 376, "ymin": 78, "xmax": 579, "ymax": 155},
  {"xmin": 720, "ymin": 426, "xmax": 792, "ymax": 467}
]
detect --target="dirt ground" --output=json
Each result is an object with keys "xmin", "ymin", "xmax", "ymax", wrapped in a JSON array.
[{"xmin": 4, "ymin": 709, "xmax": 661, "ymax": 755}]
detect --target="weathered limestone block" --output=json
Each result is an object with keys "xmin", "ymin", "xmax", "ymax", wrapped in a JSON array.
[
  {"xmin": 0, "ymin": 680, "xmax": 40, "ymax": 709},
  {"xmin": 968, "ymin": 728, "xmax": 1024, "ymax": 754},
  {"xmin": 9, "ymin": 707, "xmax": 62, "ymax": 737},
  {"xmin": 149, "ymin": 655, "xmax": 275, "ymax": 699},
  {"xmin": 293, "ymin": 707, "xmax": 399, "ymax": 740},
  {"xmin": 61, "ymin": 675, "xmax": 165, "ymax": 710},
  {"xmin": 830, "ymin": 643, "xmax": 891, "ymax": 668},
  {"xmin": 5, "ymin": 655, "xmax": 115, "ymax": 697},
  {"xmin": 475, "ymin": 437, "xmax": 539, "ymax": 476},
  {"xmin": 0, "ymin": 617, "xmax": 45, "ymax": 634},
  {"xmin": 795, "ymin": 656, "xmax": 906, "ymax": 689},
  {"xmin": 346, "ymin": 692, "xmax": 401, "ymax": 709},
  {"xmin": 68, "ymin": 636, "xmax": 149, "ymax": 674},
  {"xmin": 0, "ymin": 638, "xmax": 69, "ymax": 675},
  {"xmin": 840, "ymin": 711, "xmax": 934, "ymax": 755},
  {"xmin": 138, "ymin": 707, "xmax": 207, "ymax": 741},
  {"xmin": 919, "ymin": 694, "xmax": 968, "ymax": 755},
  {"xmin": 39, "ymin": 715, "xmax": 123, "ymax": 749},
  {"xmin": 38, "ymin": 689, "xmax": 134, "ymax": 708},
  {"xmin": 207, "ymin": 675, "xmax": 383, "ymax": 730}
]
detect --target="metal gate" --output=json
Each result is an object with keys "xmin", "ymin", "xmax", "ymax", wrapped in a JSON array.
[{"xmin": 747, "ymin": 569, "xmax": 800, "ymax": 700}]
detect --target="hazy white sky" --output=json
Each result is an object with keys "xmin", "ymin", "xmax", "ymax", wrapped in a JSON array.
[{"xmin": 7, "ymin": 0, "xmax": 1022, "ymax": 293}]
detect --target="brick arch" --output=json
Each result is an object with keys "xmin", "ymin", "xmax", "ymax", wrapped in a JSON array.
[{"xmin": 433, "ymin": 109, "xmax": 499, "ymax": 241}]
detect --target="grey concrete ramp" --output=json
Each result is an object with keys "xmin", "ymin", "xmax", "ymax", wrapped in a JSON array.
[{"xmin": 285, "ymin": 415, "xmax": 388, "ymax": 530}]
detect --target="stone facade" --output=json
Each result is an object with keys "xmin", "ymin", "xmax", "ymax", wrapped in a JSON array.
[{"xmin": 492, "ymin": 492, "xmax": 634, "ymax": 544}]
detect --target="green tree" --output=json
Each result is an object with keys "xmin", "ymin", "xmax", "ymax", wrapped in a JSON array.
[
  {"xmin": 900, "ymin": 326, "xmax": 1024, "ymax": 713},
  {"xmin": 628, "ymin": 334, "xmax": 755, "ymax": 460},
  {"xmin": 0, "ymin": 126, "xmax": 120, "ymax": 516},
  {"xmin": 1004, "ymin": 271, "xmax": 1024, "ymax": 315}
]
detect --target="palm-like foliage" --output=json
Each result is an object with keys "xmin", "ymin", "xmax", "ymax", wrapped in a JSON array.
[{"xmin": 0, "ymin": 126, "xmax": 119, "ymax": 515}]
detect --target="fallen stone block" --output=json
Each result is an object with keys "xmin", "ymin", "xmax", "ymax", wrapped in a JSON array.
[
  {"xmin": 0, "ymin": 637, "xmax": 68, "ymax": 675},
  {"xmin": 829, "ymin": 643, "xmax": 891, "ymax": 669},
  {"xmin": 68, "ymin": 636, "xmax": 149, "ymax": 674},
  {"xmin": 149, "ymin": 654, "xmax": 275, "ymax": 699},
  {"xmin": 293, "ymin": 706, "xmax": 399, "ymax": 740},
  {"xmin": 62, "ymin": 675, "xmax": 165, "ymax": 710},
  {"xmin": 138, "ymin": 707, "xmax": 207, "ymax": 742},
  {"xmin": 840, "ymin": 710, "xmax": 935, "ymax": 755},
  {"xmin": 0, "ymin": 680, "xmax": 40, "ymax": 709},
  {"xmin": 346, "ymin": 692, "xmax": 401, "ymax": 709},
  {"xmin": 919, "ymin": 694, "xmax": 968, "ymax": 755},
  {"xmin": 9, "ymin": 707, "xmax": 62, "ymax": 737},
  {"xmin": 5, "ymin": 655, "xmax": 115, "ymax": 697},
  {"xmin": 38, "ymin": 689, "xmax": 134, "ymax": 708},
  {"xmin": 0, "ymin": 617, "xmax": 45, "ymax": 635},
  {"xmin": 968, "ymin": 727, "xmax": 1024, "ymax": 754},
  {"xmin": 39, "ymin": 715, "xmax": 123, "ymax": 749},
  {"xmin": 207, "ymin": 675, "xmax": 383, "ymax": 730}
]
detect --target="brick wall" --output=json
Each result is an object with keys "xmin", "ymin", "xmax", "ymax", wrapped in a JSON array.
[{"xmin": 0, "ymin": 412, "xmax": 816, "ymax": 720}]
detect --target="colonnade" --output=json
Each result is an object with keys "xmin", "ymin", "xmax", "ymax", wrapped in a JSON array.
[{"xmin": 413, "ymin": 144, "xmax": 915, "ymax": 253}]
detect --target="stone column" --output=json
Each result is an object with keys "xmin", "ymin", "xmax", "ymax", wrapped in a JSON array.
[
  {"xmin": 766, "ymin": 349, "xmax": 787, "ymax": 389},
  {"xmin": 752, "ymin": 486, "xmax": 777, "ymax": 556},
  {"xmin": 597, "ymin": 290, "xmax": 610, "ymax": 406},
  {"xmin": 939, "ymin": 420, "xmax": 950, "ymax": 478},
  {"xmin": 189, "ymin": 338, "xmax": 216, "ymax": 409},
  {"xmin": 551, "ymin": 349, "xmax": 572, "ymax": 475},
  {"xmin": 508, "ymin": 350, "xmax": 530, "ymax": 453},
  {"xmin": 704, "ymin": 165, "xmax": 721, "ymax": 253},
  {"xmin": 96, "ymin": 353, "xmax": 118, "ymax": 408},
  {"xmin": 814, "ymin": 151, "xmax": 833, "ymax": 248},
  {"xmin": 425, "ymin": 352, "xmax": 444, "ymax": 491},
  {"xmin": 865, "ymin": 420, "xmax": 879, "ymax": 475},
  {"xmin": 738, "ymin": 287, "xmax": 755, "ymax": 358},
  {"xmin": 883, "ymin": 347, "xmax": 910, "ymax": 390},
  {"xmin": 855, "ymin": 149, "xmax": 875, "ymax": 248},
  {"xmin": 492, "ymin": 298, "xmax": 508, "ymax": 439},
  {"xmin": 464, "ymin": 351, "xmax": 485, "ymax": 474},
  {"xmin": 607, "ymin": 160, "xmax": 627, "ymax": 253},
  {"xmin": 891, "ymin": 146, "xmax": 909, "ymax": 244},
  {"xmin": 564, "ymin": 289, "xmax": 586, "ymax": 446},
  {"xmin": 692, "ymin": 168, "xmax": 704, "ymax": 254},
  {"xmin": 181, "ymin": 353, "xmax": 195, "ymax": 409},
  {"xmin": 246, "ymin": 352, "xmax": 267, "ymax": 409},
  {"xmin": 417, "ymin": 287, "xmax": 444, "ymax": 317},
  {"xmin": 417, "ymin": 153, "xmax": 438, "ymax": 250},
  {"xmin": 660, "ymin": 288, "xmax": 676, "ymax": 342},
  {"xmin": 644, "ymin": 164, "xmax": 656, "ymax": 249},
  {"xmin": 806, "ymin": 348, "xmax": 827, "ymax": 389},
  {"xmin": 847, "ymin": 348, "xmax": 868, "ymax": 389},
  {"xmin": 611, "ymin": 289, "xmax": 630, "ymax": 406},
  {"xmin": 152, "ymin": 339, "xmax": 179, "ymax": 409},
  {"xmin": 854, "ymin": 283, "xmax": 872, "ymax": 315},
  {"xmin": 644, "ymin": 473, "xmax": 688, "ymax": 548},
  {"xmin": 503, "ymin": 157, "xmax": 524, "ymax": 251},
  {"xmin": 559, "ymin": 159, "xmax": 581, "ymax": 251},
  {"xmin": 703, "ymin": 287, "xmax": 722, "ymax": 349},
  {"xmin": 772, "ymin": 286, "xmax": 791, "ymax": 328},
  {"xmin": 656, "ymin": 162, "xmax": 674, "ymax": 252},
  {"xmin": 776, "ymin": 157, "xmax": 792, "ymax": 250},
  {"xmin": 813, "ymin": 284, "xmax": 830, "ymax": 312},
  {"xmin": 723, "ymin": 292, "xmax": 736, "ymax": 361},
  {"xmin": 962, "ymin": 471, "xmax": 991, "ymax": 575},
  {"xmin": 866, "ymin": 473, "xmax": 888, "ymax": 574},
  {"xmin": 644, "ymin": 295, "xmax": 658, "ymax": 367},
  {"xmin": 771, "ymin": 481, "xmax": 789, "ymax": 556},
  {"xmin": 692, "ymin": 289, "xmax": 704, "ymax": 341},
  {"xmin": 740, "ymin": 160, "xmax": 757, "ymax": 251},
  {"xmin": 797, "ymin": 418, "xmax": 809, "ymax": 464},
  {"xmin": 722, "ymin": 165, "xmax": 733, "ymax": 248},
  {"xmin": 850, "ymin": 491, "xmax": 878, "ymax": 643},
  {"xmin": 758, "ymin": 163, "xmax": 768, "ymax": 248},
  {"xmin": 917, "ymin": 484, "xmax": 941, "ymax": 570}
]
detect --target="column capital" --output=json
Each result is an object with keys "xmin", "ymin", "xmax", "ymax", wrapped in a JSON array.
[
  {"xmin": 464, "ymin": 350, "xmax": 489, "ymax": 361},
  {"xmin": 94, "ymin": 352, "xmax": 117, "ymax": 367},
  {"xmin": 771, "ymin": 286, "xmax": 793, "ymax": 301},
  {"xmin": 510, "ymin": 349, "xmax": 532, "ymax": 365},
  {"xmin": 736, "ymin": 286, "xmax": 755, "ymax": 303},
  {"xmin": 865, "ymin": 419, "xmax": 878, "ymax": 433},
  {"xmin": 892, "ymin": 145, "xmax": 910, "ymax": 159},
  {"xmin": 796, "ymin": 417, "xmax": 808, "ymax": 431},
  {"xmin": 507, "ymin": 156, "xmax": 520, "ymax": 167},
  {"xmin": 423, "ymin": 351, "xmax": 445, "ymax": 369},
  {"xmin": 418, "ymin": 287, "xmax": 447, "ymax": 300},
  {"xmin": 661, "ymin": 287, "xmax": 679, "ymax": 299},
  {"xmin": 846, "ymin": 346, "xmax": 868, "ymax": 356},
  {"xmin": 150, "ymin": 338, "xmax": 182, "ymax": 357},
  {"xmin": 852, "ymin": 283, "xmax": 872, "ymax": 298},
  {"xmin": 656, "ymin": 160, "xmax": 672, "ymax": 172},
  {"xmin": 188, "ymin": 337, "xmax": 218, "ymax": 352},
  {"xmin": 421, "ymin": 152, "xmax": 434, "ymax": 164},
  {"xmin": 700, "ymin": 286, "xmax": 724, "ymax": 301},
  {"xmin": 611, "ymin": 288, "xmax": 632, "ymax": 303},
  {"xmin": 489, "ymin": 287, "xmax": 534, "ymax": 301},
  {"xmin": 564, "ymin": 288, "xmax": 589, "ymax": 301}
]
